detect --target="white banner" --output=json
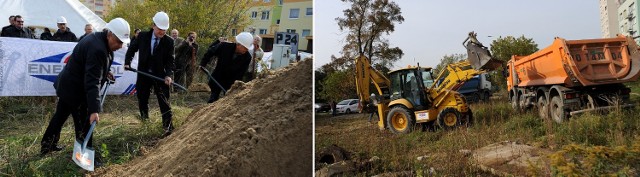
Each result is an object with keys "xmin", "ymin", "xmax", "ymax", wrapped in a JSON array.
[{"xmin": 0, "ymin": 37, "xmax": 140, "ymax": 96}]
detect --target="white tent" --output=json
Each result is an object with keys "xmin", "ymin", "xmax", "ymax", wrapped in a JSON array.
[{"xmin": 0, "ymin": 0, "xmax": 106, "ymax": 38}]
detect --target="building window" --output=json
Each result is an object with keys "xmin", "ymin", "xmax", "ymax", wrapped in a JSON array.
[
  {"xmin": 278, "ymin": 0, "xmax": 283, "ymax": 5},
  {"xmin": 232, "ymin": 29, "xmax": 237, "ymax": 36},
  {"xmin": 259, "ymin": 29, "xmax": 267, "ymax": 34},
  {"xmin": 286, "ymin": 29, "xmax": 296, "ymax": 33},
  {"xmin": 261, "ymin": 10, "xmax": 270, "ymax": 20},
  {"xmin": 302, "ymin": 29, "xmax": 310, "ymax": 37},
  {"xmin": 306, "ymin": 8, "xmax": 312, "ymax": 16},
  {"xmin": 289, "ymin": 8, "xmax": 300, "ymax": 19},
  {"xmin": 251, "ymin": 11, "xmax": 258, "ymax": 19}
]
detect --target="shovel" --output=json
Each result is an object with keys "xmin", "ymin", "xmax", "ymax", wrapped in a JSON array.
[
  {"xmin": 72, "ymin": 121, "xmax": 97, "ymax": 171},
  {"xmin": 199, "ymin": 66, "xmax": 226, "ymax": 95},
  {"xmin": 124, "ymin": 67, "xmax": 188, "ymax": 91},
  {"xmin": 72, "ymin": 81, "xmax": 110, "ymax": 171}
]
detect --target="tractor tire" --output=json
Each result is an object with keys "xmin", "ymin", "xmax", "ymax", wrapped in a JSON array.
[
  {"xmin": 437, "ymin": 108, "xmax": 462, "ymax": 130},
  {"xmin": 550, "ymin": 96, "xmax": 567, "ymax": 123},
  {"xmin": 537, "ymin": 96, "xmax": 548, "ymax": 120},
  {"xmin": 386, "ymin": 106, "xmax": 415, "ymax": 134}
]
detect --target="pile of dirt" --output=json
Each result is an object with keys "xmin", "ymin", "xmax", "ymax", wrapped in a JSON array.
[{"xmin": 98, "ymin": 59, "xmax": 313, "ymax": 176}]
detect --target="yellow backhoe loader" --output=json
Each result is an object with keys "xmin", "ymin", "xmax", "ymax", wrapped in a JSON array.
[{"xmin": 356, "ymin": 32, "xmax": 502, "ymax": 134}]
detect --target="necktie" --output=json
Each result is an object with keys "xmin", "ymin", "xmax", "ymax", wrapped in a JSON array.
[{"xmin": 153, "ymin": 37, "xmax": 159, "ymax": 54}]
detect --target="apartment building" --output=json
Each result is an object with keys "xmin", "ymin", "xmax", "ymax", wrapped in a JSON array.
[{"xmin": 239, "ymin": 0, "xmax": 312, "ymax": 53}]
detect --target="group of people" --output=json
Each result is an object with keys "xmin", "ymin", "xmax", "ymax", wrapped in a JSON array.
[
  {"xmin": 1, "ymin": 15, "xmax": 93, "ymax": 42},
  {"xmin": 37, "ymin": 11, "xmax": 266, "ymax": 169}
]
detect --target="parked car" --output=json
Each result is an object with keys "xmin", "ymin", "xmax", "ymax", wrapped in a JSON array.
[
  {"xmin": 336, "ymin": 99, "xmax": 359, "ymax": 114},
  {"xmin": 315, "ymin": 102, "xmax": 332, "ymax": 113}
]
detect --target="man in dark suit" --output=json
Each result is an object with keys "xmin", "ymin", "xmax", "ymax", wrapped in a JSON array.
[
  {"xmin": 40, "ymin": 18, "xmax": 131, "ymax": 155},
  {"xmin": 200, "ymin": 32, "xmax": 254, "ymax": 103},
  {"xmin": 124, "ymin": 12, "xmax": 176, "ymax": 137}
]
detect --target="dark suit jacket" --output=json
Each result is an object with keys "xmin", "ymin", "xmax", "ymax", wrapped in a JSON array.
[
  {"xmin": 125, "ymin": 29, "xmax": 175, "ymax": 78},
  {"xmin": 200, "ymin": 41, "xmax": 251, "ymax": 89},
  {"xmin": 54, "ymin": 32, "xmax": 113, "ymax": 114}
]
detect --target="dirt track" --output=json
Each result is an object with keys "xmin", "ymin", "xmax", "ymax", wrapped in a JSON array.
[{"xmin": 98, "ymin": 59, "xmax": 313, "ymax": 176}]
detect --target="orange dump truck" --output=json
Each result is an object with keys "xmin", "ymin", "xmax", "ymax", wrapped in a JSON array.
[{"xmin": 507, "ymin": 35, "xmax": 640, "ymax": 123}]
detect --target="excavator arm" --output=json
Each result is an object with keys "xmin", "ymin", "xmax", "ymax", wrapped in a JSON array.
[
  {"xmin": 355, "ymin": 55, "xmax": 390, "ymax": 109},
  {"xmin": 429, "ymin": 32, "xmax": 503, "ymax": 108}
]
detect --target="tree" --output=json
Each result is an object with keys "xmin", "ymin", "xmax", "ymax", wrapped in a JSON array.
[
  {"xmin": 488, "ymin": 35, "xmax": 539, "ymax": 90},
  {"xmin": 316, "ymin": 0, "xmax": 404, "ymax": 101},
  {"xmin": 106, "ymin": 0, "xmax": 252, "ymax": 47},
  {"xmin": 335, "ymin": 0, "xmax": 405, "ymax": 69},
  {"xmin": 490, "ymin": 35, "xmax": 539, "ymax": 62},
  {"xmin": 320, "ymin": 69, "xmax": 357, "ymax": 102}
]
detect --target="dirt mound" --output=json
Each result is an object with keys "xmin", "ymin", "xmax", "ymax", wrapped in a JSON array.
[
  {"xmin": 471, "ymin": 141, "xmax": 552, "ymax": 176},
  {"xmin": 98, "ymin": 59, "xmax": 313, "ymax": 176}
]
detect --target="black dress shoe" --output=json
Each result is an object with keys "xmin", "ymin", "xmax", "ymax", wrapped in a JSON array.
[
  {"xmin": 162, "ymin": 129, "xmax": 173, "ymax": 138},
  {"xmin": 139, "ymin": 112, "xmax": 149, "ymax": 121},
  {"xmin": 40, "ymin": 145, "xmax": 64, "ymax": 155}
]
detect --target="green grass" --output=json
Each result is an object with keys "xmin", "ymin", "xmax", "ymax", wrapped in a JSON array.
[
  {"xmin": 0, "ymin": 92, "xmax": 210, "ymax": 176},
  {"xmin": 315, "ymin": 96, "xmax": 640, "ymax": 176}
]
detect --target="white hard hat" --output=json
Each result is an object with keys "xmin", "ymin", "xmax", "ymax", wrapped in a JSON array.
[
  {"xmin": 235, "ymin": 32, "xmax": 254, "ymax": 51},
  {"xmin": 152, "ymin": 11, "xmax": 170, "ymax": 30},
  {"xmin": 105, "ymin": 18, "xmax": 131, "ymax": 43},
  {"xmin": 57, "ymin": 16, "xmax": 67, "ymax": 24}
]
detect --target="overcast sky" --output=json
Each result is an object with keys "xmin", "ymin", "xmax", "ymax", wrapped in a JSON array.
[{"xmin": 314, "ymin": 0, "xmax": 602, "ymax": 70}]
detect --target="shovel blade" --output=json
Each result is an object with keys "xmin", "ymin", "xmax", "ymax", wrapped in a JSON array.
[
  {"xmin": 72, "ymin": 139, "xmax": 95, "ymax": 171},
  {"xmin": 466, "ymin": 42, "xmax": 503, "ymax": 71}
]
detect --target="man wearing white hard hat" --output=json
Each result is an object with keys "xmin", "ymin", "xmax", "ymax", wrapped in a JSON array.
[
  {"xmin": 52, "ymin": 16, "xmax": 78, "ymax": 42},
  {"xmin": 124, "ymin": 12, "xmax": 176, "ymax": 137},
  {"xmin": 41, "ymin": 18, "xmax": 131, "ymax": 158},
  {"xmin": 199, "ymin": 32, "xmax": 253, "ymax": 103}
]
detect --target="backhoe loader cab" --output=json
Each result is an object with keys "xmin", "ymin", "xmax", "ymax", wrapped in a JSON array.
[{"xmin": 388, "ymin": 67, "xmax": 434, "ymax": 110}]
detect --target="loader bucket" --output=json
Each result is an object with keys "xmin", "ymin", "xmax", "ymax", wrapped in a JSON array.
[{"xmin": 466, "ymin": 42, "xmax": 503, "ymax": 71}]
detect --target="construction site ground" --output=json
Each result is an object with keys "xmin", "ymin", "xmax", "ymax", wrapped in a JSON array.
[{"xmin": 0, "ymin": 59, "xmax": 312, "ymax": 176}]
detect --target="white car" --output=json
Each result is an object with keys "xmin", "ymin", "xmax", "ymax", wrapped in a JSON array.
[{"xmin": 336, "ymin": 99, "xmax": 360, "ymax": 114}]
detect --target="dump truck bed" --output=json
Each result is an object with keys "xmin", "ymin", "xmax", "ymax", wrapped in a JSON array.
[{"xmin": 509, "ymin": 35, "xmax": 640, "ymax": 88}]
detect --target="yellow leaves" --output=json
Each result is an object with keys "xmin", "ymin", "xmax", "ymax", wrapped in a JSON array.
[
  {"xmin": 107, "ymin": 0, "xmax": 252, "ymax": 47},
  {"xmin": 549, "ymin": 142, "xmax": 640, "ymax": 176}
]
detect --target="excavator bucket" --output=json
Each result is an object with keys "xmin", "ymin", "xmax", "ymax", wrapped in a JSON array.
[{"xmin": 464, "ymin": 32, "xmax": 503, "ymax": 71}]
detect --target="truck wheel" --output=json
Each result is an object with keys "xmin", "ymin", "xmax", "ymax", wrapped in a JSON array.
[
  {"xmin": 461, "ymin": 108, "xmax": 473, "ymax": 127},
  {"xmin": 511, "ymin": 94, "xmax": 520, "ymax": 111},
  {"xmin": 537, "ymin": 96, "xmax": 548, "ymax": 119},
  {"xmin": 585, "ymin": 94, "xmax": 597, "ymax": 109},
  {"xmin": 519, "ymin": 94, "xmax": 533, "ymax": 111},
  {"xmin": 482, "ymin": 91, "xmax": 490, "ymax": 102},
  {"xmin": 472, "ymin": 93, "xmax": 481, "ymax": 103},
  {"xmin": 550, "ymin": 96, "xmax": 566, "ymax": 123},
  {"xmin": 437, "ymin": 108, "xmax": 462, "ymax": 130},
  {"xmin": 386, "ymin": 106, "xmax": 415, "ymax": 134}
]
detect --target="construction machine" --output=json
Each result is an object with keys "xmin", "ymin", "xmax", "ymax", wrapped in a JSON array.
[{"xmin": 355, "ymin": 32, "xmax": 502, "ymax": 134}]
